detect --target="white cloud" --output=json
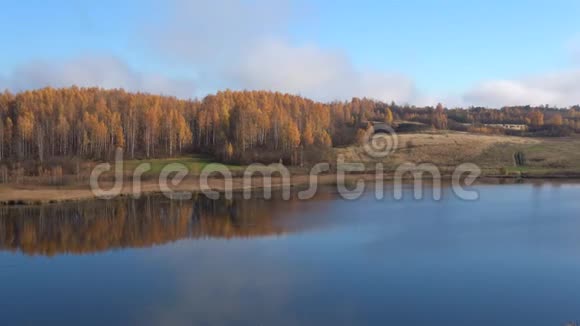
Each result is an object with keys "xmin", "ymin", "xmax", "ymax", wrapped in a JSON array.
[
  {"xmin": 1, "ymin": 55, "xmax": 196, "ymax": 98},
  {"xmin": 463, "ymin": 70, "xmax": 580, "ymax": 107},
  {"xmin": 464, "ymin": 36, "xmax": 580, "ymax": 108},
  {"xmin": 148, "ymin": 0, "xmax": 419, "ymax": 104},
  {"xmin": 153, "ymin": 0, "xmax": 290, "ymax": 64},
  {"xmin": 356, "ymin": 72, "xmax": 419, "ymax": 104},
  {"xmin": 230, "ymin": 39, "xmax": 418, "ymax": 102},
  {"xmin": 3, "ymin": 0, "xmax": 578, "ymax": 108},
  {"xmin": 147, "ymin": 0, "xmax": 580, "ymax": 107}
]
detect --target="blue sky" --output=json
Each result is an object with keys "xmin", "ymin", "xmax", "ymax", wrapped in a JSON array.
[
  {"xmin": 312, "ymin": 0, "xmax": 577, "ymax": 89},
  {"xmin": 1, "ymin": 0, "xmax": 579, "ymax": 107}
]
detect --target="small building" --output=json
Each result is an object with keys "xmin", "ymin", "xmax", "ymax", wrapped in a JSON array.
[{"xmin": 484, "ymin": 124, "xmax": 528, "ymax": 131}]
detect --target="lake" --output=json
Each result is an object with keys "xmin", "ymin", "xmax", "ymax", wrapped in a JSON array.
[{"xmin": 1, "ymin": 182, "xmax": 580, "ymax": 325}]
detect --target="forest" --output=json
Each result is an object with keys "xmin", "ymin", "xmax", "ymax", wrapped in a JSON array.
[{"xmin": 0, "ymin": 87, "xmax": 579, "ymax": 176}]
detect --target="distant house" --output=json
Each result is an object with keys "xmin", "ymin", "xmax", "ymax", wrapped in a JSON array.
[{"xmin": 484, "ymin": 124, "xmax": 527, "ymax": 131}]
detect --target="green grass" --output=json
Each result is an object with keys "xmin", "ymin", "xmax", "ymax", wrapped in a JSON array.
[
  {"xmin": 505, "ymin": 165, "xmax": 580, "ymax": 174},
  {"xmin": 123, "ymin": 155, "xmax": 242, "ymax": 175},
  {"xmin": 505, "ymin": 166, "xmax": 553, "ymax": 174},
  {"xmin": 525, "ymin": 144, "xmax": 548, "ymax": 153}
]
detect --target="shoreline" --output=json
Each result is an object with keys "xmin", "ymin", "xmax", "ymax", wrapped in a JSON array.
[{"xmin": 2, "ymin": 172, "xmax": 580, "ymax": 206}]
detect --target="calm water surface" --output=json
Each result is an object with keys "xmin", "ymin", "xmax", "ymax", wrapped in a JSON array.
[{"xmin": 1, "ymin": 183, "xmax": 580, "ymax": 325}]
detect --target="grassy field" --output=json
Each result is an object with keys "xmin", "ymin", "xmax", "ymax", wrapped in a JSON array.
[
  {"xmin": 475, "ymin": 137, "xmax": 580, "ymax": 176},
  {"xmin": 122, "ymin": 155, "xmax": 243, "ymax": 175},
  {"xmin": 336, "ymin": 131, "xmax": 580, "ymax": 177},
  {"xmin": 2, "ymin": 132, "xmax": 580, "ymax": 204}
]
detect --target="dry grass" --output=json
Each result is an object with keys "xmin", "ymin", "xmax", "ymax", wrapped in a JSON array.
[
  {"xmin": 475, "ymin": 136, "xmax": 580, "ymax": 174},
  {"xmin": 336, "ymin": 131, "xmax": 540, "ymax": 170},
  {"xmin": 336, "ymin": 131, "xmax": 580, "ymax": 176},
  {"xmin": 0, "ymin": 174, "xmax": 377, "ymax": 205}
]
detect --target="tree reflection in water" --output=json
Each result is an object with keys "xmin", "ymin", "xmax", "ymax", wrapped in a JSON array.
[{"xmin": 0, "ymin": 191, "xmax": 335, "ymax": 256}]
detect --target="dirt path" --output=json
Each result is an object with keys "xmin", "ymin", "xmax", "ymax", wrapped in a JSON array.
[{"xmin": 0, "ymin": 174, "xmax": 379, "ymax": 205}]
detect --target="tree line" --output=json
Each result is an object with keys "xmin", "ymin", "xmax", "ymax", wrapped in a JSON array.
[
  {"xmin": 0, "ymin": 87, "xmax": 579, "ymax": 169},
  {"xmin": 448, "ymin": 105, "xmax": 580, "ymax": 132},
  {"xmin": 0, "ymin": 87, "xmax": 392, "ymax": 166}
]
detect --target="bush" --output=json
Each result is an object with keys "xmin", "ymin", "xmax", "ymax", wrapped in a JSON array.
[
  {"xmin": 467, "ymin": 125, "xmax": 504, "ymax": 135},
  {"xmin": 447, "ymin": 119, "xmax": 469, "ymax": 132},
  {"xmin": 395, "ymin": 122, "xmax": 431, "ymax": 133},
  {"xmin": 526, "ymin": 125, "xmax": 574, "ymax": 137},
  {"xmin": 514, "ymin": 152, "xmax": 526, "ymax": 166}
]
